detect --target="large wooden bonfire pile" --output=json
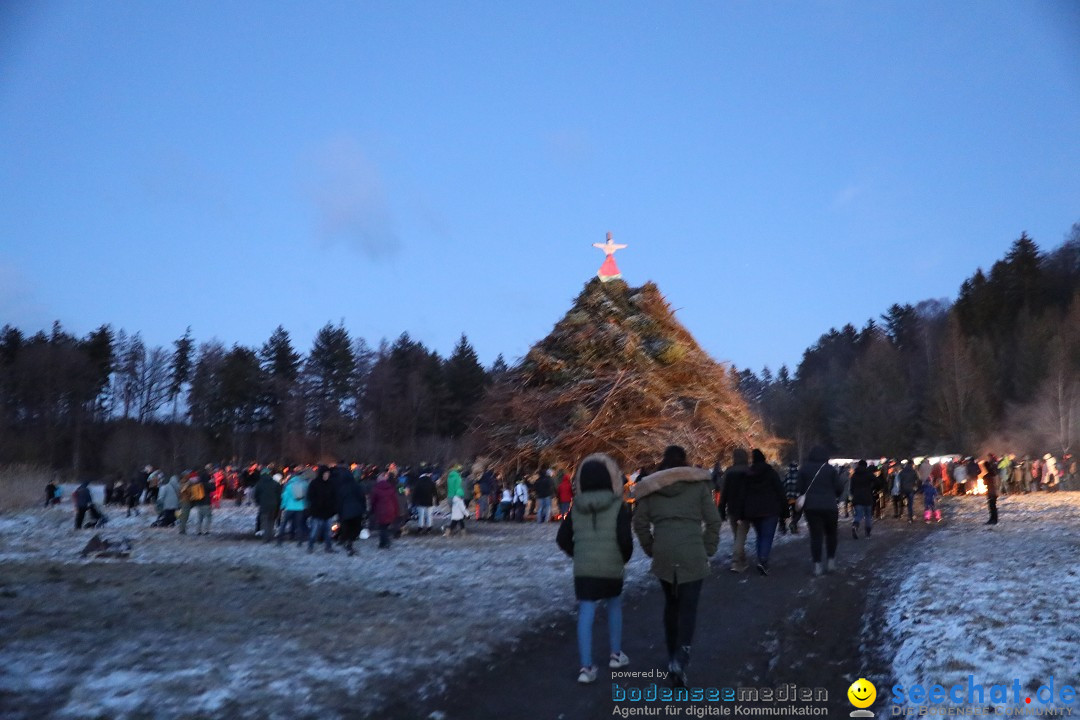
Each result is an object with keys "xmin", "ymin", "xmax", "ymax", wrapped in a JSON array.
[{"xmin": 474, "ymin": 278, "xmax": 777, "ymax": 472}]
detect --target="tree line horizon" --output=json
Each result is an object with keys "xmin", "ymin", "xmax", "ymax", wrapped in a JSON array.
[
  {"xmin": 2, "ymin": 222, "xmax": 1078, "ymax": 475},
  {"xmin": 736, "ymin": 223, "xmax": 1080, "ymax": 462}
]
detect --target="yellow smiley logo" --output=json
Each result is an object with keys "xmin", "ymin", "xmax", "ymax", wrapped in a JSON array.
[{"xmin": 847, "ymin": 678, "xmax": 876, "ymax": 709}]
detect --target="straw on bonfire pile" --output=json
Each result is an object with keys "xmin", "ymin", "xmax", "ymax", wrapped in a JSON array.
[{"xmin": 473, "ymin": 278, "xmax": 780, "ymax": 473}]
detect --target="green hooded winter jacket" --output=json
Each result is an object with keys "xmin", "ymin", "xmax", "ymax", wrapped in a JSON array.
[
  {"xmin": 447, "ymin": 469, "xmax": 464, "ymax": 499},
  {"xmin": 632, "ymin": 466, "xmax": 722, "ymax": 584}
]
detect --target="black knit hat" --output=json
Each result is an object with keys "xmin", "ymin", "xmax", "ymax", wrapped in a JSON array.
[{"xmin": 579, "ymin": 459, "xmax": 613, "ymax": 493}]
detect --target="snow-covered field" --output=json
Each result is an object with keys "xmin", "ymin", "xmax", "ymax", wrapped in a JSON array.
[
  {"xmin": 0, "ymin": 495, "xmax": 663, "ymax": 720},
  {"xmin": 880, "ymin": 492, "xmax": 1080, "ymax": 716}
]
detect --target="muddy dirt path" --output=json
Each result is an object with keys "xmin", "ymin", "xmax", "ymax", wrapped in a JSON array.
[{"xmin": 399, "ymin": 515, "xmax": 929, "ymax": 720}]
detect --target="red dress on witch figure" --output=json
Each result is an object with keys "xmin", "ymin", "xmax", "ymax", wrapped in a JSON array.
[{"xmin": 593, "ymin": 233, "xmax": 627, "ymax": 282}]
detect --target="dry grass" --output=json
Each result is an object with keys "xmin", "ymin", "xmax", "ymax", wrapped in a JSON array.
[
  {"xmin": 474, "ymin": 278, "xmax": 779, "ymax": 473},
  {"xmin": 0, "ymin": 464, "xmax": 56, "ymax": 513}
]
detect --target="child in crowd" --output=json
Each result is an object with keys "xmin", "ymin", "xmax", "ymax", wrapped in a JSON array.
[{"xmin": 921, "ymin": 476, "xmax": 940, "ymax": 523}]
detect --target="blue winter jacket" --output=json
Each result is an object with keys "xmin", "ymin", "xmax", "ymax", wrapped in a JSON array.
[{"xmin": 280, "ymin": 477, "xmax": 308, "ymax": 512}]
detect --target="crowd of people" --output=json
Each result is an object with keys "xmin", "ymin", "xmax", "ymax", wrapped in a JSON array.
[
  {"xmin": 59, "ymin": 460, "xmax": 581, "ymax": 547},
  {"xmin": 49, "ymin": 444, "xmax": 1075, "ymax": 694}
]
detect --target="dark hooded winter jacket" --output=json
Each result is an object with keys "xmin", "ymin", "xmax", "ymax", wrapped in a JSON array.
[
  {"xmin": 797, "ymin": 447, "xmax": 845, "ymax": 512},
  {"xmin": 849, "ymin": 465, "xmax": 876, "ymax": 507},
  {"xmin": 742, "ymin": 453, "xmax": 787, "ymax": 519},
  {"xmin": 632, "ymin": 466, "xmax": 722, "ymax": 584},
  {"xmin": 306, "ymin": 475, "xmax": 338, "ymax": 520}
]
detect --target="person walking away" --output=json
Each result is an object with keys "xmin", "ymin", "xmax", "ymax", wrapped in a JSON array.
[
  {"xmin": 254, "ymin": 472, "xmax": 282, "ymax": 543},
  {"xmin": 412, "ymin": 469, "xmax": 437, "ymax": 534},
  {"xmin": 337, "ymin": 472, "xmax": 367, "ymax": 555},
  {"xmin": 798, "ymin": 447, "xmax": 844, "ymax": 576},
  {"xmin": 556, "ymin": 453, "xmax": 633, "ymax": 684},
  {"xmin": 889, "ymin": 464, "xmax": 903, "ymax": 517},
  {"xmin": 849, "ymin": 460, "xmax": 875, "ymax": 539},
  {"xmin": 871, "ymin": 464, "xmax": 886, "ymax": 519},
  {"xmin": 306, "ymin": 466, "xmax": 338, "ymax": 553},
  {"xmin": 154, "ymin": 475, "xmax": 181, "ymax": 527},
  {"xmin": 921, "ymin": 476, "xmax": 940, "ymax": 523},
  {"xmin": 534, "ymin": 469, "xmax": 555, "ymax": 523},
  {"xmin": 783, "ymin": 461, "xmax": 801, "ymax": 533},
  {"xmin": 984, "ymin": 455, "xmax": 1000, "ymax": 525},
  {"xmin": 838, "ymin": 464, "xmax": 852, "ymax": 519},
  {"xmin": 741, "ymin": 449, "xmax": 787, "ymax": 575},
  {"xmin": 370, "ymin": 472, "xmax": 399, "ymax": 549},
  {"xmin": 278, "ymin": 471, "xmax": 308, "ymax": 545},
  {"xmin": 632, "ymin": 445, "xmax": 721, "ymax": 688},
  {"xmin": 717, "ymin": 449, "xmax": 750, "ymax": 573},
  {"xmin": 898, "ymin": 460, "xmax": 919, "ymax": 523}
]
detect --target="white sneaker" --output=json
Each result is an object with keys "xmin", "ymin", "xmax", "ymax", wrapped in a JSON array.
[
  {"xmin": 609, "ymin": 652, "xmax": 630, "ymax": 669},
  {"xmin": 578, "ymin": 666, "xmax": 598, "ymax": 684}
]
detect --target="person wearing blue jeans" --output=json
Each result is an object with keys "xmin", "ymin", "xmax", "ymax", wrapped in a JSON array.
[
  {"xmin": 534, "ymin": 470, "xmax": 555, "ymax": 523},
  {"xmin": 536, "ymin": 496, "xmax": 552, "ymax": 524},
  {"xmin": 897, "ymin": 460, "xmax": 920, "ymax": 523},
  {"xmin": 556, "ymin": 454, "xmax": 634, "ymax": 684},
  {"xmin": 578, "ymin": 596, "xmax": 623, "ymax": 671},
  {"xmin": 308, "ymin": 517, "xmax": 334, "ymax": 553},
  {"xmin": 277, "ymin": 510, "xmax": 306, "ymax": 544},
  {"xmin": 852, "ymin": 505, "xmax": 873, "ymax": 537},
  {"xmin": 742, "ymin": 449, "xmax": 788, "ymax": 576},
  {"xmin": 849, "ymin": 461, "xmax": 876, "ymax": 539},
  {"xmin": 305, "ymin": 467, "xmax": 338, "ymax": 553},
  {"xmin": 751, "ymin": 515, "xmax": 779, "ymax": 569}
]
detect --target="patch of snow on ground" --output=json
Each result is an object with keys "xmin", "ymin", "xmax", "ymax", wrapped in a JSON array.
[
  {"xmin": 881, "ymin": 492, "xmax": 1080, "ymax": 716},
  {"xmin": 0, "ymin": 489, "xmax": 801, "ymax": 719}
]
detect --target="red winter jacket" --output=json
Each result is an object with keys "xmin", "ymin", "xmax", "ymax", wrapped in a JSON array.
[
  {"xmin": 557, "ymin": 476, "xmax": 574, "ymax": 504},
  {"xmin": 371, "ymin": 479, "xmax": 400, "ymax": 525}
]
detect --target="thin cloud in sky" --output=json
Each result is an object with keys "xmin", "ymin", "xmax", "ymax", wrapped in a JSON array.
[
  {"xmin": 305, "ymin": 136, "xmax": 400, "ymax": 261},
  {"xmin": 831, "ymin": 184, "xmax": 862, "ymax": 210}
]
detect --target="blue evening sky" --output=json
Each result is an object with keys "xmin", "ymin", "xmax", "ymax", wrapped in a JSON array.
[{"xmin": 2, "ymin": 1, "xmax": 1079, "ymax": 374}]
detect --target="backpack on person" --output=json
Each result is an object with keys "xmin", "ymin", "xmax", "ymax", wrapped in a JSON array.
[
  {"xmin": 290, "ymin": 479, "xmax": 307, "ymax": 502},
  {"xmin": 188, "ymin": 480, "xmax": 206, "ymax": 503}
]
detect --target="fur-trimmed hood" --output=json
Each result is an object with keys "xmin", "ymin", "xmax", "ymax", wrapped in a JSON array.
[
  {"xmin": 572, "ymin": 453, "xmax": 624, "ymax": 496},
  {"xmin": 634, "ymin": 466, "xmax": 711, "ymax": 500}
]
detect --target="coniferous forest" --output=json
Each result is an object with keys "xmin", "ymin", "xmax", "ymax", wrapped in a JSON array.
[
  {"xmin": 2, "ymin": 224, "xmax": 1077, "ymax": 474},
  {"xmin": 736, "ymin": 224, "xmax": 1080, "ymax": 460}
]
